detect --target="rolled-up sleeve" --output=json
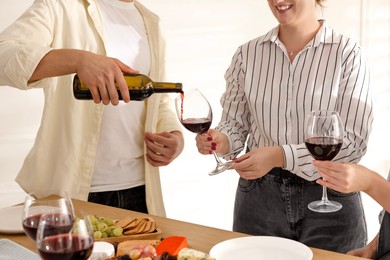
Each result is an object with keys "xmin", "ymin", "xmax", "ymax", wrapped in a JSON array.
[{"xmin": 0, "ymin": 0, "xmax": 56, "ymax": 88}]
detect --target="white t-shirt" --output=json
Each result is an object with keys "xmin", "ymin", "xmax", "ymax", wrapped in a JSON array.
[{"xmin": 91, "ymin": 0, "xmax": 151, "ymax": 192}]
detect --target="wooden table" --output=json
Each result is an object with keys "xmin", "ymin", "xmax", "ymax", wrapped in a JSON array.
[{"xmin": 0, "ymin": 199, "xmax": 368, "ymax": 259}]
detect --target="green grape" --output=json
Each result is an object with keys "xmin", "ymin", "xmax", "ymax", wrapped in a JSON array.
[
  {"xmin": 88, "ymin": 215, "xmax": 99, "ymax": 226},
  {"xmin": 106, "ymin": 227, "xmax": 114, "ymax": 237},
  {"xmin": 112, "ymin": 227, "xmax": 123, "ymax": 237},
  {"xmin": 87, "ymin": 215, "xmax": 124, "ymax": 238},
  {"xmin": 102, "ymin": 217, "xmax": 114, "ymax": 226},
  {"xmin": 97, "ymin": 222, "xmax": 108, "ymax": 232},
  {"xmin": 94, "ymin": 231, "xmax": 102, "ymax": 239},
  {"xmin": 92, "ymin": 224, "xmax": 98, "ymax": 232}
]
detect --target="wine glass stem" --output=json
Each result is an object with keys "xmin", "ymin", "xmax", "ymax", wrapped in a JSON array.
[
  {"xmin": 212, "ymin": 151, "xmax": 223, "ymax": 164},
  {"xmin": 321, "ymin": 186, "xmax": 330, "ymax": 203}
]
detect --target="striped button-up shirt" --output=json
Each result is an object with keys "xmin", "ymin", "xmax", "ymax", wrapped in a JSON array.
[{"xmin": 216, "ymin": 20, "xmax": 373, "ymax": 181}]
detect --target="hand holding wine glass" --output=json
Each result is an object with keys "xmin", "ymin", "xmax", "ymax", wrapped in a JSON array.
[
  {"xmin": 304, "ymin": 110, "xmax": 344, "ymax": 213},
  {"xmin": 22, "ymin": 193, "xmax": 75, "ymax": 241},
  {"xmin": 175, "ymin": 89, "xmax": 235, "ymax": 176}
]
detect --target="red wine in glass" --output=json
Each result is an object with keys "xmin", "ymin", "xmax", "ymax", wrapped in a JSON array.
[
  {"xmin": 305, "ymin": 137, "xmax": 343, "ymax": 161},
  {"xmin": 22, "ymin": 214, "xmax": 41, "ymax": 240},
  {"xmin": 181, "ymin": 118, "xmax": 212, "ymax": 134},
  {"xmin": 22, "ymin": 213, "xmax": 73, "ymax": 241},
  {"xmin": 304, "ymin": 110, "xmax": 344, "ymax": 213},
  {"xmin": 37, "ymin": 214, "xmax": 94, "ymax": 260},
  {"xmin": 22, "ymin": 194, "xmax": 75, "ymax": 241},
  {"xmin": 176, "ymin": 89, "xmax": 235, "ymax": 175},
  {"xmin": 38, "ymin": 234, "xmax": 93, "ymax": 260}
]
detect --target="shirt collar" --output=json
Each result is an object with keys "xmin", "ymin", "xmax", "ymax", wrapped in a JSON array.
[{"xmin": 260, "ymin": 20, "xmax": 336, "ymax": 48}]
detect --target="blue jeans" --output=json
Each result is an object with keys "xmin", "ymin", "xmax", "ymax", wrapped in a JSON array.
[
  {"xmin": 88, "ymin": 185, "xmax": 148, "ymax": 213},
  {"xmin": 233, "ymin": 168, "xmax": 367, "ymax": 253}
]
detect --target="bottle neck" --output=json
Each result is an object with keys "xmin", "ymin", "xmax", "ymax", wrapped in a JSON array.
[{"xmin": 153, "ymin": 82, "xmax": 183, "ymax": 93}]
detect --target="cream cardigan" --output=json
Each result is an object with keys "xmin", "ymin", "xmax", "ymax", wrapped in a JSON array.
[{"xmin": 0, "ymin": 0, "xmax": 182, "ymax": 217}]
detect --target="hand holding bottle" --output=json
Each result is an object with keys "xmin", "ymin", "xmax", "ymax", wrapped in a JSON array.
[
  {"xmin": 74, "ymin": 74, "xmax": 182, "ymax": 102},
  {"xmin": 74, "ymin": 51, "xmax": 139, "ymax": 105},
  {"xmin": 28, "ymin": 49, "xmax": 139, "ymax": 106}
]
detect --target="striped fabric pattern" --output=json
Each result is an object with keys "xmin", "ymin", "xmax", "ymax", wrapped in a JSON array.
[{"xmin": 216, "ymin": 20, "xmax": 373, "ymax": 181}]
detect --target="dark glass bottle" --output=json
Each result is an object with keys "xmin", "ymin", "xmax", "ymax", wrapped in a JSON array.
[{"xmin": 73, "ymin": 74, "xmax": 183, "ymax": 101}]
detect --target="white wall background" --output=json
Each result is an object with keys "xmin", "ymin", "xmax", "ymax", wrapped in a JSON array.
[{"xmin": 1, "ymin": 0, "xmax": 389, "ymax": 244}]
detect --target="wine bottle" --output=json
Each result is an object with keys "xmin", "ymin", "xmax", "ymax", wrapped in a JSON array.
[{"xmin": 73, "ymin": 74, "xmax": 183, "ymax": 101}]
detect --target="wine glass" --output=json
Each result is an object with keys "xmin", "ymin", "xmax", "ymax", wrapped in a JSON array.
[
  {"xmin": 175, "ymin": 88, "xmax": 235, "ymax": 176},
  {"xmin": 36, "ymin": 213, "xmax": 94, "ymax": 260},
  {"xmin": 304, "ymin": 110, "xmax": 344, "ymax": 213},
  {"xmin": 22, "ymin": 193, "xmax": 75, "ymax": 241}
]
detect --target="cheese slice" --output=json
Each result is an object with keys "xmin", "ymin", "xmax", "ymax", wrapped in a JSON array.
[
  {"xmin": 156, "ymin": 236, "xmax": 188, "ymax": 256},
  {"xmin": 177, "ymin": 248, "xmax": 215, "ymax": 260},
  {"xmin": 89, "ymin": 241, "xmax": 115, "ymax": 260}
]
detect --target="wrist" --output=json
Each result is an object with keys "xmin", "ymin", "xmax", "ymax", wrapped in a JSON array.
[
  {"xmin": 278, "ymin": 146, "xmax": 286, "ymax": 168},
  {"xmin": 272, "ymin": 146, "xmax": 285, "ymax": 168}
]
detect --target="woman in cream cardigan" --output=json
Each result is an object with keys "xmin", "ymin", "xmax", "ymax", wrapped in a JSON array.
[{"xmin": 0, "ymin": 0, "xmax": 184, "ymax": 217}]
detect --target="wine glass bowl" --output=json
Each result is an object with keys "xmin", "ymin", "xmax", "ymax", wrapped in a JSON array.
[
  {"xmin": 36, "ymin": 214, "xmax": 94, "ymax": 260},
  {"xmin": 304, "ymin": 110, "xmax": 344, "ymax": 213},
  {"xmin": 22, "ymin": 194, "xmax": 75, "ymax": 241},
  {"xmin": 175, "ymin": 89, "xmax": 235, "ymax": 176},
  {"xmin": 175, "ymin": 89, "xmax": 212, "ymax": 134}
]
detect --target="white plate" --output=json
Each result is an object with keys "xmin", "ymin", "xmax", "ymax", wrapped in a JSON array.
[
  {"xmin": 0, "ymin": 205, "xmax": 24, "ymax": 234},
  {"xmin": 210, "ymin": 236, "xmax": 313, "ymax": 260}
]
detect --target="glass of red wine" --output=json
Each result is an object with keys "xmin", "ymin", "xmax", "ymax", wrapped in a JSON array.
[
  {"xmin": 22, "ymin": 193, "xmax": 75, "ymax": 241},
  {"xmin": 304, "ymin": 110, "xmax": 344, "ymax": 213},
  {"xmin": 175, "ymin": 88, "xmax": 235, "ymax": 176},
  {"xmin": 36, "ymin": 213, "xmax": 94, "ymax": 260}
]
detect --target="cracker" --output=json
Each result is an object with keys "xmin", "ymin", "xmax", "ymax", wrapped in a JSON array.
[
  {"xmin": 114, "ymin": 217, "xmax": 135, "ymax": 229},
  {"xmin": 115, "ymin": 216, "xmax": 157, "ymax": 235}
]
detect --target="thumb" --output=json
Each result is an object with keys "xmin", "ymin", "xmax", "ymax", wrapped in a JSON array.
[
  {"xmin": 233, "ymin": 153, "xmax": 250, "ymax": 163},
  {"xmin": 207, "ymin": 129, "xmax": 220, "ymax": 138}
]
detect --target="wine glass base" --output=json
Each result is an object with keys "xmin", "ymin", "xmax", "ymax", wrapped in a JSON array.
[
  {"xmin": 308, "ymin": 200, "xmax": 342, "ymax": 213},
  {"xmin": 209, "ymin": 161, "xmax": 235, "ymax": 176}
]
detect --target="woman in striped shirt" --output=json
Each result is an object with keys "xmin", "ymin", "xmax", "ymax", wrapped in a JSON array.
[{"xmin": 196, "ymin": 0, "xmax": 373, "ymax": 254}]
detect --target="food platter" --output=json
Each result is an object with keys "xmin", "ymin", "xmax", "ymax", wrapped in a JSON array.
[
  {"xmin": 90, "ymin": 215, "xmax": 163, "ymax": 243},
  {"xmin": 97, "ymin": 227, "xmax": 162, "ymax": 243}
]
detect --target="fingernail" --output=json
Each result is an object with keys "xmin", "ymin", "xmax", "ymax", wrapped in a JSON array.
[
  {"xmin": 211, "ymin": 146, "xmax": 216, "ymax": 150},
  {"xmin": 211, "ymin": 142, "xmax": 217, "ymax": 147},
  {"xmin": 209, "ymin": 150, "xmax": 213, "ymax": 154},
  {"xmin": 207, "ymin": 136, "xmax": 212, "ymax": 141}
]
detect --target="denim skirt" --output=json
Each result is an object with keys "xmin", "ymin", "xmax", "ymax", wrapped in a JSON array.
[{"xmin": 233, "ymin": 168, "xmax": 367, "ymax": 253}]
